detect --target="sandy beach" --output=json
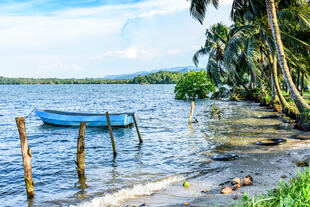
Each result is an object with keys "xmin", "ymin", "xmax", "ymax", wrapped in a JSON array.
[{"xmin": 125, "ymin": 128, "xmax": 310, "ymax": 207}]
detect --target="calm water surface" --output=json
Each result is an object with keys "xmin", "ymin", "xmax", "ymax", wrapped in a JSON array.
[{"xmin": 0, "ymin": 84, "xmax": 305, "ymax": 207}]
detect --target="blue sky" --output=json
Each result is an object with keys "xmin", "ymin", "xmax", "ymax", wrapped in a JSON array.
[{"xmin": 0, "ymin": 0, "xmax": 233, "ymax": 78}]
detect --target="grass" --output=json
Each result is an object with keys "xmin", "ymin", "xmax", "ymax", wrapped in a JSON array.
[{"xmin": 239, "ymin": 168, "xmax": 310, "ymax": 207}]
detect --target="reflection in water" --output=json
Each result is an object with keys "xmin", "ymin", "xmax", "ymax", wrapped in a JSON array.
[
  {"xmin": 27, "ymin": 197, "xmax": 34, "ymax": 207},
  {"xmin": 74, "ymin": 174, "xmax": 88, "ymax": 200}
]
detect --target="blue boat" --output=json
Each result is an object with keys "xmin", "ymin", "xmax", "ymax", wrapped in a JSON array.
[{"xmin": 34, "ymin": 109, "xmax": 134, "ymax": 127}]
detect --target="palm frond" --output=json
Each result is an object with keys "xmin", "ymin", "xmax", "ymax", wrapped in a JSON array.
[{"xmin": 189, "ymin": 0, "xmax": 219, "ymax": 24}]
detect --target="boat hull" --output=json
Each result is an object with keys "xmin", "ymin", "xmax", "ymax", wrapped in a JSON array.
[{"xmin": 34, "ymin": 109, "xmax": 134, "ymax": 127}]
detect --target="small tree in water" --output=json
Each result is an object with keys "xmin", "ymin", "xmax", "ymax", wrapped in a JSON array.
[{"xmin": 174, "ymin": 70, "xmax": 215, "ymax": 100}]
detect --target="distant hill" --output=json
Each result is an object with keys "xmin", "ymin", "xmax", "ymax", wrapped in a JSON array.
[{"xmin": 104, "ymin": 66, "xmax": 203, "ymax": 79}]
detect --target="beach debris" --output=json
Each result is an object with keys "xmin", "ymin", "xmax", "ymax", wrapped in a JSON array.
[
  {"xmin": 193, "ymin": 118, "xmax": 198, "ymax": 124},
  {"xmin": 282, "ymin": 118, "xmax": 294, "ymax": 124},
  {"xmin": 212, "ymin": 153, "xmax": 239, "ymax": 161},
  {"xmin": 254, "ymin": 138, "xmax": 287, "ymax": 146},
  {"xmin": 211, "ymin": 99, "xmax": 223, "ymax": 120},
  {"xmin": 231, "ymin": 178, "xmax": 240, "ymax": 185},
  {"xmin": 296, "ymin": 155, "xmax": 310, "ymax": 167},
  {"xmin": 233, "ymin": 195, "xmax": 239, "ymax": 200},
  {"xmin": 183, "ymin": 181, "xmax": 190, "ymax": 187},
  {"xmin": 184, "ymin": 202, "xmax": 189, "ymax": 206},
  {"xmin": 296, "ymin": 158, "xmax": 310, "ymax": 167},
  {"xmin": 242, "ymin": 175, "xmax": 253, "ymax": 186},
  {"xmin": 280, "ymin": 175, "xmax": 287, "ymax": 179},
  {"xmin": 201, "ymin": 190, "xmax": 208, "ymax": 193},
  {"xmin": 219, "ymin": 180, "xmax": 231, "ymax": 186},
  {"xmin": 232, "ymin": 184, "xmax": 241, "ymax": 191},
  {"xmin": 288, "ymin": 135, "xmax": 310, "ymax": 140},
  {"xmin": 296, "ymin": 161, "xmax": 309, "ymax": 167},
  {"xmin": 221, "ymin": 186, "xmax": 233, "ymax": 194}
]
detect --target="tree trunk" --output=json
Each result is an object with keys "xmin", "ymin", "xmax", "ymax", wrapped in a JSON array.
[
  {"xmin": 263, "ymin": 40, "xmax": 278, "ymax": 105},
  {"xmin": 250, "ymin": 67, "xmax": 257, "ymax": 89},
  {"xmin": 270, "ymin": 71, "xmax": 277, "ymax": 104},
  {"xmin": 297, "ymin": 67, "xmax": 300, "ymax": 92},
  {"xmin": 272, "ymin": 53, "xmax": 290, "ymax": 110},
  {"xmin": 265, "ymin": 0, "xmax": 310, "ymax": 112},
  {"xmin": 301, "ymin": 72, "xmax": 304, "ymax": 96}
]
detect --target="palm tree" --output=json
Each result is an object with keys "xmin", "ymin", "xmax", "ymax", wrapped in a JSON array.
[
  {"xmin": 192, "ymin": 23, "xmax": 229, "ymax": 86},
  {"xmin": 189, "ymin": 0, "xmax": 310, "ymax": 114},
  {"xmin": 265, "ymin": 0, "xmax": 310, "ymax": 113}
]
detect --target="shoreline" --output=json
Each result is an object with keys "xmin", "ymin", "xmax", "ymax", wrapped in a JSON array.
[
  {"xmin": 124, "ymin": 109, "xmax": 310, "ymax": 207},
  {"xmin": 125, "ymin": 143, "xmax": 310, "ymax": 207}
]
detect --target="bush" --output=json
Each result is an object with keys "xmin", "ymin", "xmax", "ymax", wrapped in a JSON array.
[{"xmin": 174, "ymin": 70, "xmax": 215, "ymax": 100}]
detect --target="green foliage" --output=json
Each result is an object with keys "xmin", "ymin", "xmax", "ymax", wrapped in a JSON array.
[
  {"xmin": 211, "ymin": 86, "xmax": 230, "ymax": 99},
  {"xmin": 131, "ymin": 75, "xmax": 148, "ymax": 84},
  {"xmin": 193, "ymin": 23, "xmax": 230, "ymax": 86},
  {"xmin": 0, "ymin": 77, "xmax": 130, "ymax": 84},
  {"xmin": 301, "ymin": 109, "xmax": 310, "ymax": 118},
  {"xmin": 263, "ymin": 95, "xmax": 272, "ymax": 105},
  {"xmin": 230, "ymin": 88, "xmax": 260, "ymax": 101},
  {"xmin": 174, "ymin": 70, "xmax": 215, "ymax": 100},
  {"xmin": 0, "ymin": 71, "xmax": 184, "ymax": 85},
  {"xmin": 240, "ymin": 168, "xmax": 310, "ymax": 207},
  {"xmin": 130, "ymin": 71, "xmax": 184, "ymax": 84}
]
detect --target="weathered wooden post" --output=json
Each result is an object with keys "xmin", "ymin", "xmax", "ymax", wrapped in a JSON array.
[
  {"xmin": 189, "ymin": 101, "xmax": 195, "ymax": 124},
  {"xmin": 77, "ymin": 122, "xmax": 86, "ymax": 176},
  {"xmin": 15, "ymin": 117, "xmax": 35, "ymax": 198},
  {"xmin": 106, "ymin": 112, "xmax": 117, "ymax": 156},
  {"xmin": 212, "ymin": 99, "xmax": 216, "ymax": 118},
  {"xmin": 132, "ymin": 113, "xmax": 143, "ymax": 143}
]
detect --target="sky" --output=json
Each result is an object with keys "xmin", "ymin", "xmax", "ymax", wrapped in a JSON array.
[{"xmin": 0, "ymin": 0, "xmax": 233, "ymax": 78}]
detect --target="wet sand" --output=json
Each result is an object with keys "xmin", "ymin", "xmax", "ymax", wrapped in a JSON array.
[{"xmin": 125, "ymin": 141, "xmax": 310, "ymax": 207}]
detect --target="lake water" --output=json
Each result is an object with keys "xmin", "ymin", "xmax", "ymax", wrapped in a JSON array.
[{"xmin": 0, "ymin": 84, "xmax": 306, "ymax": 207}]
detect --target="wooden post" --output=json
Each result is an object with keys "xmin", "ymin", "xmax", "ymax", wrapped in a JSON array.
[
  {"xmin": 189, "ymin": 101, "xmax": 195, "ymax": 124},
  {"xmin": 77, "ymin": 122, "xmax": 86, "ymax": 176},
  {"xmin": 106, "ymin": 112, "xmax": 117, "ymax": 156},
  {"xmin": 15, "ymin": 117, "xmax": 34, "ymax": 198},
  {"xmin": 132, "ymin": 113, "xmax": 143, "ymax": 143},
  {"xmin": 212, "ymin": 99, "xmax": 216, "ymax": 118}
]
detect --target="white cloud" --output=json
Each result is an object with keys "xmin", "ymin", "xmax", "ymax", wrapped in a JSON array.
[
  {"xmin": 0, "ymin": 0, "xmax": 233, "ymax": 78},
  {"xmin": 167, "ymin": 49, "xmax": 183, "ymax": 55},
  {"xmin": 90, "ymin": 46, "xmax": 157, "ymax": 60}
]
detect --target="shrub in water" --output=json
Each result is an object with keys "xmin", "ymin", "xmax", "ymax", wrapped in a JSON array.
[{"xmin": 174, "ymin": 70, "xmax": 215, "ymax": 100}]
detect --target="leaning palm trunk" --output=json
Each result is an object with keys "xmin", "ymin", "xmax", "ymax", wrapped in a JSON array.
[
  {"xmin": 270, "ymin": 69, "xmax": 279, "ymax": 105},
  {"xmin": 272, "ymin": 53, "xmax": 290, "ymax": 110},
  {"xmin": 265, "ymin": 0, "xmax": 310, "ymax": 113}
]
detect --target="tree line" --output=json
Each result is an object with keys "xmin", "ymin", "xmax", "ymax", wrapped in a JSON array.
[{"xmin": 0, "ymin": 71, "xmax": 184, "ymax": 85}]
